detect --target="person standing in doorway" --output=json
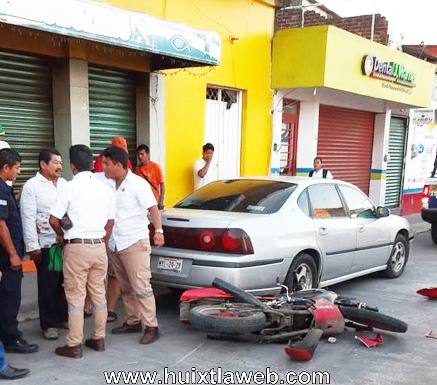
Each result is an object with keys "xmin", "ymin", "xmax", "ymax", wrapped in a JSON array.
[
  {"xmin": 309, "ymin": 157, "xmax": 333, "ymax": 179},
  {"xmin": 101, "ymin": 146, "xmax": 164, "ymax": 345},
  {"xmin": 135, "ymin": 145, "xmax": 165, "ymax": 210},
  {"xmin": 0, "ymin": 149, "xmax": 39, "ymax": 354},
  {"xmin": 20, "ymin": 148, "xmax": 68, "ymax": 341},
  {"xmin": 193, "ymin": 143, "xmax": 217, "ymax": 190},
  {"xmin": 49, "ymin": 145, "xmax": 115, "ymax": 358}
]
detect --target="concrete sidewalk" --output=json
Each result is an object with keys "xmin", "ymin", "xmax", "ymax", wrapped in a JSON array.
[{"xmin": 17, "ymin": 213, "xmax": 431, "ymax": 323}]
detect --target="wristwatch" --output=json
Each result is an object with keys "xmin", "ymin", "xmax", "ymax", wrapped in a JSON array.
[{"xmin": 155, "ymin": 229, "xmax": 164, "ymax": 234}]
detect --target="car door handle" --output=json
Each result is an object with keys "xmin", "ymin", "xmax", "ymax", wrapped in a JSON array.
[
  {"xmin": 319, "ymin": 227, "xmax": 328, "ymax": 235},
  {"xmin": 358, "ymin": 225, "xmax": 365, "ymax": 232}
]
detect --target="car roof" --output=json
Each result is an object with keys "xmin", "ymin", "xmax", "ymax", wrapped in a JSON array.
[{"xmin": 232, "ymin": 176, "xmax": 355, "ymax": 188}]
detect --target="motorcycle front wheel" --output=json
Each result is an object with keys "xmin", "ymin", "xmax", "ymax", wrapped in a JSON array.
[
  {"xmin": 190, "ymin": 304, "xmax": 266, "ymax": 334},
  {"xmin": 339, "ymin": 306, "xmax": 408, "ymax": 333}
]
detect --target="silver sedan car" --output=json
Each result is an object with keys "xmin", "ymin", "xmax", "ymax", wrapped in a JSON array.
[{"xmin": 151, "ymin": 177, "xmax": 412, "ymax": 294}]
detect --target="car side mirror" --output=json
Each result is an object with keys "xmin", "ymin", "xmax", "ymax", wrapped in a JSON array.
[{"xmin": 376, "ymin": 206, "xmax": 390, "ymax": 217}]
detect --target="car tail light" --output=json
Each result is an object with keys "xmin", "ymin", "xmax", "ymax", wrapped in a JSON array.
[
  {"xmin": 162, "ymin": 226, "xmax": 254, "ymax": 254},
  {"xmin": 222, "ymin": 229, "xmax": 254, "ymax": 254},
  {"xmin": 199, "ymin": 230, "xmax": 216, "ymax": 250},
  {"xmin": 422, "ymin": 184, "xmax": 430, "ymax": 207}
]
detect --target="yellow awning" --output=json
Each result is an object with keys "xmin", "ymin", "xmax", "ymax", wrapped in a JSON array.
[{"xmin": 272, "ymin": 25, "xmax": 435, "ymax": 108}]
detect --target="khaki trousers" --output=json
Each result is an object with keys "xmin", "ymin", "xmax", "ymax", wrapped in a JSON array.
[
  {"xmin": 109, "ymin": 239, "xmax": 158, "ymax": 328},
  {"xmin": 63, "ymin": 243, "xmax": 108, "ymax": 346}
]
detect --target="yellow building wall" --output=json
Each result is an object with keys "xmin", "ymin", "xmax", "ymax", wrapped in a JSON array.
[
  {"xmin": 103, "ymin": 0, "xmax": 276, "ymax": 205},
  {"xmin": 272, "ymin": 27, "xmax": 328, "ymax": 88}
]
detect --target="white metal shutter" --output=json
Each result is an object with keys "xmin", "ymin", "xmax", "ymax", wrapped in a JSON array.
[
  {"xmin": 204, "ymin": 87, "xmax": 241, "ymax": 180},
  {"xmin": 385, "ymin": 117, "xmax": 406, "ymax": 208}
]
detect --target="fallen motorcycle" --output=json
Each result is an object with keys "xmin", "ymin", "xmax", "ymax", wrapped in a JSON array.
[{"xmin": 180, "ymin": 278, "xmax": 408, "ymax": 361}]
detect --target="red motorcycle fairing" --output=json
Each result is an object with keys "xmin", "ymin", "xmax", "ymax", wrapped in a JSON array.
[
  {"xmin": 285, "ymin": 328, "xmax": 324, "ymax": 362},
  {"xmin": 180, "ymin": 288, "xmax": 233, "ymax": 302},
  {"xmin": 180, "ymin": 288, "xmax": 277, "ymax": 303},
  {"xmin": 311, "ymin": 298, "xmax": 345, "ymax": 336},
  {"xmin": 417, "ymin": 287, "xmax": 437, "ymax": 299}
]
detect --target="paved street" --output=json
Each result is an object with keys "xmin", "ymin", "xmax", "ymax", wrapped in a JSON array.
[{"xmin": 6, "ymin": 230, "xmax": 437, "ymax": 385}]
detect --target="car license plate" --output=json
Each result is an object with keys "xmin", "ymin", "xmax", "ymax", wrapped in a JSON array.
[{"xmin": 157, "ymin": 257, "xmax": 183, "ymax": 273}]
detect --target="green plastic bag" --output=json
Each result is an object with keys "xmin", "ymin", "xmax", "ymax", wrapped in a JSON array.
[{"xmin": 48, "ymin": 243, "xmax": 63, "ymax": 272}]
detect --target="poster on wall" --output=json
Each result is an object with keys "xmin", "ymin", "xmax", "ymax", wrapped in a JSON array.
[{"xmin": 404, "ymin": 109, "xmax": 437, "ymax": 192}]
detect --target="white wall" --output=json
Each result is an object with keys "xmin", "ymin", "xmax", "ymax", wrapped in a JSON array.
[
  {"xmin": 296, "ymin": 100, "xmax": 320, "ymax": 175},
  {"xmin": 369, "ymin": 111, "xmax": 391, "ymax": 205},
  {"xmin": 149, "ymin": 72, "xmax": 166, "ymax": 173},
  {"xmin": 270, "ymin": 91, "xmax": 284, "ymax": 175}
]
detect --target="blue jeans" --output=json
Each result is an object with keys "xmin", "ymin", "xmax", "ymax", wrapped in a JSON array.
[{"xmin": 0, "ymin": 341, "xmax": 6, "ymax": 371}]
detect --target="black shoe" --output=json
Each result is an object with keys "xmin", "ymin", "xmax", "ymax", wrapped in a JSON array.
[
  {"xmin": 4, "ymin": 338, "xmax": 39, "ymax": 354},
  {"xmin": 111, "ymin": 322, "xmax": 142, "ymax": 334},
  {"xmin": 0, "ymin": 365, "xmax": 30, "ymax": 379}
]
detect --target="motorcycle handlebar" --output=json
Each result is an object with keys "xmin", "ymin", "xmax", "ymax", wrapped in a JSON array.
[{"xmin": 212, "ymin": 278, "xmax": 271, "ymax": 311}]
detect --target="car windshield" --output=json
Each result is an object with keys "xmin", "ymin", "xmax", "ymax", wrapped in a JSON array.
[{"xmin": 175, "ymin": 179, "xmax": 297, "ymax": 214}]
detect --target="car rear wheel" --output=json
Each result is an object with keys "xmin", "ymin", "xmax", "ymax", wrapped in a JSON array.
[
  {"xmin": 284, "ymin": 253, "xmax": 317, "ymax": 292},
  {"xmin": 432, "ymin": 224, "xmax": 437, "ymax": 245},
  {"xmin": 384, "ymin": 234, "xmax": 408, "ymax": 278}
]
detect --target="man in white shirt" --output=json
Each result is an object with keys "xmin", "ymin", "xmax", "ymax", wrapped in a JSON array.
[
  {"xmin": 100, "ymin": 146, "xmax": 164, "ymax": 345},
  {"xmin": 309, "ymin": 157, "xmax": 333, "ymax": 179},
  {"xmin": 49, "ymin": 145, "xmax": 115, "ymax": 358},
  {"xmin": 193, "ymin": 143, "xmax": 217, "ymax": 190},
  {"xmin": 20, "ymin": 149, "xmax": 68, "ymax": 341}
]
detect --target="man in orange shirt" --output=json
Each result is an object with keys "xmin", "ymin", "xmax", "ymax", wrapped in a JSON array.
[
  {"xmin": 135, "ymin": 145, "xmax": 165, "ymax": 210},
  {"xmin": 94, "ymin": 137, "xmax": 133, "ymax": 172}
]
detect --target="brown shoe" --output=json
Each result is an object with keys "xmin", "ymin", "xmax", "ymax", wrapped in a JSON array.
[
  {"xmin": 140, "ymin": 327, "xmax": 159, "ymax": 345},
  {"xmin": 85, "ymin": 338, "xmax": 105, "ymax": 352},
  {"xmin": 111, "ymin": 322, "xmax": 142, "ymax": 334},
  {"xmin": 55, "ymin": 344, "xmax": 82, "ymax": 358}
]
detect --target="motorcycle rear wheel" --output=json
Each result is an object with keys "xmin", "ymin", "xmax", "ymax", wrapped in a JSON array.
[
  {"xmin": 190, "ymin": 304, "xmax": 266, "ymax": 334},
  {"xmin": 338, "ymin": 306, "xmax": 407, "ymax": 333}
]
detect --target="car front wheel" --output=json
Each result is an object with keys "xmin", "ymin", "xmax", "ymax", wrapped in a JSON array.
[
  {"xmin": 384, "ymin": 234, "xmax": 409, "ymax": 278},
  {"xmin": 284, "ymin": 253, "xmax": 317, "ymax": 292}
]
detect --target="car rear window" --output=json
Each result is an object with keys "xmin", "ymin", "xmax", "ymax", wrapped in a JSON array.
[{"xmin": 175, "ymin": 179, "xmax": 297, "ymax": 214}]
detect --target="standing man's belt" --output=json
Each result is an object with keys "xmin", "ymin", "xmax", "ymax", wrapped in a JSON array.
[{"xmin": 64, "ymin": 238, "xmax": 105, "ymax": 244}]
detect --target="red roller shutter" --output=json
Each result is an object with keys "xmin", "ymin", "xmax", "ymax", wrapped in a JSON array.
[{"xmin": 318, "ymin": 105, "xmax": 375, "ymax": 195}]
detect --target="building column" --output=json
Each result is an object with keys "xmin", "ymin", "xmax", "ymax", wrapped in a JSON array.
[
  {"xmin": 296, "ymin": 100, "xmax": 320, "ymax": 176},
  {"xmin": 53, "ymin": 59, "xmax": 90, "ymax": 176},
  {"xmin": 136, "ymin": 73, "xmax": 150, "ymax": 148},
  {"xmin": 369, "ymin": 110, "xmax": 391, "ymax": 206},
  {"xmin": 270, "ymin": 91, "xmax": 283, "ymax": 175}
]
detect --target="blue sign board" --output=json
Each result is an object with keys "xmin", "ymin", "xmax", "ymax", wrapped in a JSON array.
[{"xmin": 0, "ymin": 0, "xmax": 221, "ymax": 66}]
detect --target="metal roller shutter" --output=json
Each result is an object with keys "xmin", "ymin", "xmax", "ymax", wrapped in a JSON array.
[
  {"xmin": 318, "ymin": 105, "xmax": 375, "ymax": 195},
  {"xmin": 385, "ymin": 117, "xmax": 406, "ymax": 208},
  {"xmin": 89, "ymin": 65, "xmax": 137, "ymax": 160},
  {"xmin": 0, "ymin": 50, "xmax": 54, "ymax": 189}
]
